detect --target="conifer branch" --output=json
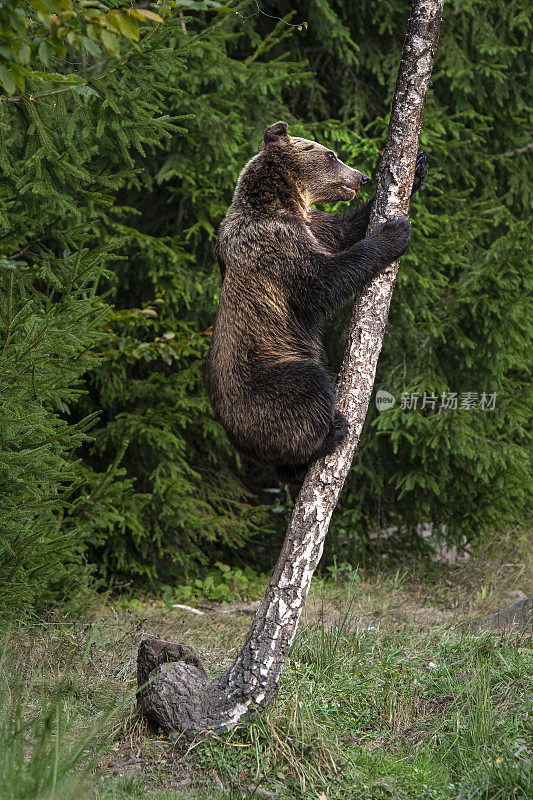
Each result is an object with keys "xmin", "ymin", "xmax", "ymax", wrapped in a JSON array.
[
  {"xmin": 0, "ymin": 271, "xmax": 14, "ymax": 357},
  {"xmin": 495, "ymin": 142, "xmax": 533, "ymax": 159}
]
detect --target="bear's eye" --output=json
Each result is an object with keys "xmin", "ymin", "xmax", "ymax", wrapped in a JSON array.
[{"xmin": 327, "ymin": 151, "xmax": 337, "ymax": 162}]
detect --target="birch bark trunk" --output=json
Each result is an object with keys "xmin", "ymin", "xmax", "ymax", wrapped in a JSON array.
[{"xmin": 137, "ymin": 0, "xmax": 444, "ymax": 739}]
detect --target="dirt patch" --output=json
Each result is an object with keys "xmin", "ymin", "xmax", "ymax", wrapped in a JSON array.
[{"xmin": 417, "ymin": 694, "xmax": 456, "ymax": 715}]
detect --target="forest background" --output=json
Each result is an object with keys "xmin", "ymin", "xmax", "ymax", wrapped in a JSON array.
[{"xmin": 0, "ymin": 0, "xmax": 531, "ymax": 615}]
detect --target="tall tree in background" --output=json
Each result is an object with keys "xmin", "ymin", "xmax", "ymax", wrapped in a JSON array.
[
  {"xmin": 0, "ymin": 2, "xmax": 202, "ymax": 611},
  {"xmin": 73, "ymin": 6, "xmax": 307, "ymax": 583},
  {"xmin": 308, "ymin": 0, "xmax": 533, "ymax": 559}
]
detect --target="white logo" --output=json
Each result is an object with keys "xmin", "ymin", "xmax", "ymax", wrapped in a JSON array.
[{"xmin": 375, "ymin": 390, "xmax": 396, "ymax": 411}]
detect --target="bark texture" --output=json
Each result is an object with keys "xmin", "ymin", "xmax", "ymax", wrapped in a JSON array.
[{"xmin": 137, "ymin": 0, "xmax": 444, "ymax": 739}]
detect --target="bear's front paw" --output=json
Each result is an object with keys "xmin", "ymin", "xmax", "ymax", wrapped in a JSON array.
[
  {"xmin": 412, "ymin": 151, "xmax": 428, "ymax": 194},
  {"xmin": 373, "ymin": 217, "xmax": 411, "ymax": 262}
]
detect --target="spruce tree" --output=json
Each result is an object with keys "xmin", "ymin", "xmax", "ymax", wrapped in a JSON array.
[{"xmin": 0, "ymin": 1, "xmax": 199, "ymax": 610}]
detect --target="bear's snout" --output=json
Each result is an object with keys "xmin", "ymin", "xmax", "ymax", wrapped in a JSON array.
[
  {"xmin": 345, "ymin": 170, "xmax": 369, "ymax": 191},
  {"xmin": 339, "ymin": 169, "xmax": 369, "ymax": 200}
]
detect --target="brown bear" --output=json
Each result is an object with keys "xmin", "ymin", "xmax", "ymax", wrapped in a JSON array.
[{"xmin": 206, "ymin": 121, "xmax": 426, "ymax": 480}]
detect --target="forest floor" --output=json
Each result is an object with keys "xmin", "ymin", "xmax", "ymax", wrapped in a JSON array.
[{"xmin": 3, "ymin": 533, "xmax": 532, "ymax": 800}]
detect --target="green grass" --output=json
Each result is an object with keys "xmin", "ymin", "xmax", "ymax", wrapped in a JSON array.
[
  {"xmin": 0, "ymin": 624, "xmax": 132, "ymax": 800},
  {"xmin": 1, "ymin": 550, "xmax": 531, "ymax": 800},
  {"xmin": 180, "ymin": 623, "xmax": 530, "ymax": 800}
]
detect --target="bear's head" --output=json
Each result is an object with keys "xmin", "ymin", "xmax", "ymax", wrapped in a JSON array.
[{"xmin": 262, "ymin": 121, "xmax": 369, "ymax": 206}]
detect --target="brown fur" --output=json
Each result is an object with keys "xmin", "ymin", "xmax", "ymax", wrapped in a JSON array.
[{"xmin": 206, "ymin": 122, "xmax": 426, "ymax": 479}]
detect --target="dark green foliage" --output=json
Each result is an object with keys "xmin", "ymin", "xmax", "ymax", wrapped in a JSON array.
[
  {"xmin": 0, "ymin": 3, "xmax": 195, "ymax": 610},
  {"xmin": 1, "ymin": 1, "xmax": 531, "ymax": 602},
  {"xmin": 0, "ymin": 246, "xmax": 104, "ymax": 611},
  {"xmin": 311, "ymin": 0, "xmax": 533, "ymax": 556}
]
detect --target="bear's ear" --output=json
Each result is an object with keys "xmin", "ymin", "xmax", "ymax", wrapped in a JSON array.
[{"xmin": 264, "ymin": 121, "xmax": 288, "ymax": 144}]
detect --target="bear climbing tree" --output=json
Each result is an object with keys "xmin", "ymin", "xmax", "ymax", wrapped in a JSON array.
[{"xmin": 136, "ymin": 0, "xmax": 445, "ymax": 738}]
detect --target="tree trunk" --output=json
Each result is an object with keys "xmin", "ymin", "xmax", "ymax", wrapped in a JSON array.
[{"xmin": 137, "ymin": 0, "xmax": 444, "ymax": 739}]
